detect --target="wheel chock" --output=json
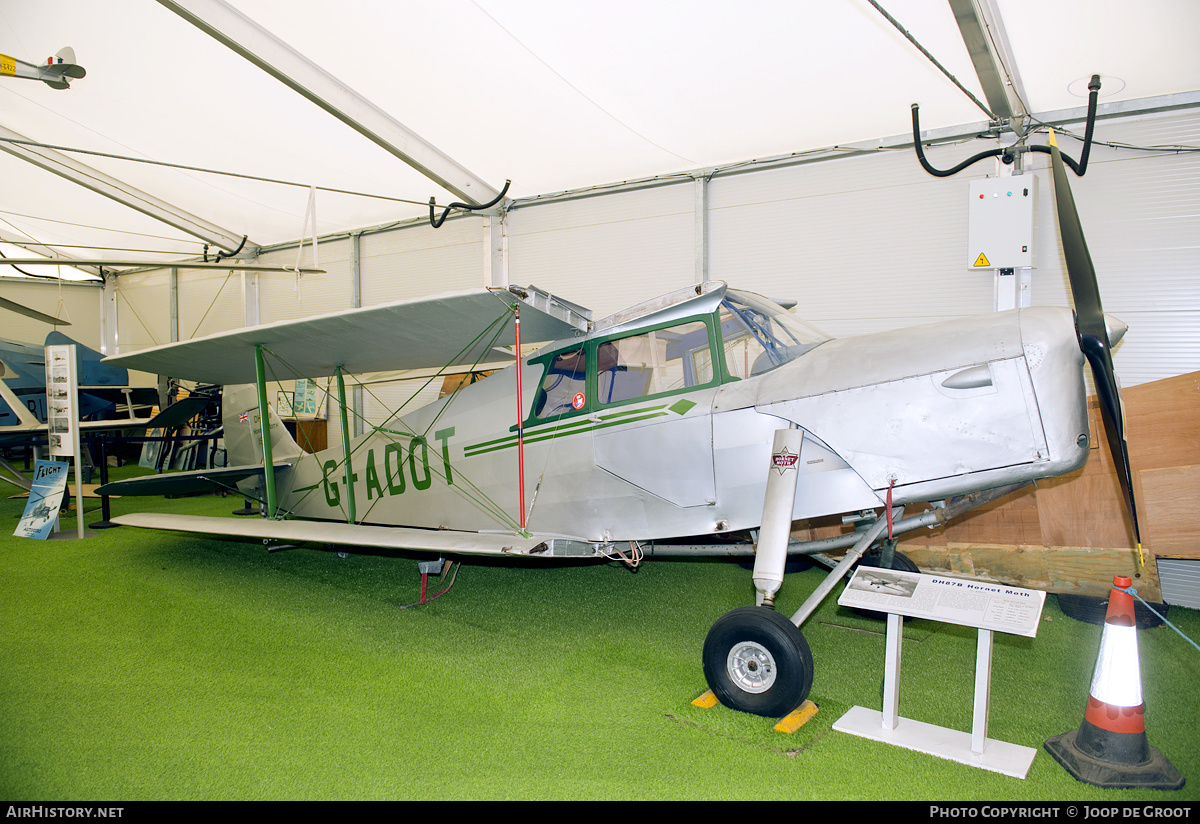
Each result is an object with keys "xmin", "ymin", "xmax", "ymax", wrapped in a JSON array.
[
  {"xmin": 692, "ymin": 689, "xmax": 720, "ymax": 709},
  {"xmin": 774, "ymin": 700, "xmax": 819, "ymax": 733}
]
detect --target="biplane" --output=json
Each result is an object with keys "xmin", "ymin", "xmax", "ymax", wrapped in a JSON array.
[{"xmin": 97, "ymin": 134, "xmax": 1138, "ymax": 718}]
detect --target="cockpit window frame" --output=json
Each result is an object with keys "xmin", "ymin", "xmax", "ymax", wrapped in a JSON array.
[{"xmin": 522, "ymin": 313, "xmax": 723, "ymax": 428}]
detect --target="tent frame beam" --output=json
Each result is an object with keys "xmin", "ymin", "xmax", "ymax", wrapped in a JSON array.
[
  {"xmin": 0, "ymin": 124, "xmax": 248, "ymax": 254},
  {"xmin": 159, "ymin": 0, "xmax": 502, "ymax": 208}
]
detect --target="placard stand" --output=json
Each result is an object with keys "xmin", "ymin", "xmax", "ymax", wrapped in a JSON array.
[
  {"xmin": 45, "ymin": 343, "xmax": 86, "ymax": 540},
  {"xmin": 832, "ymin": 570, "xmax": 1043, "ymax": 779}
]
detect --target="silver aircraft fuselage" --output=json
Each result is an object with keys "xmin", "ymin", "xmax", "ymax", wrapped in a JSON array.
[{"xmin": 237, "ymin": 282, "xmax": 1091, "ymax": 544}]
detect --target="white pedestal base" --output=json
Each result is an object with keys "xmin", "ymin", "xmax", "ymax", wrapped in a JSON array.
[{"xmin": 833, "ymin": 705, "xmax": 1037, "ymax": 779}]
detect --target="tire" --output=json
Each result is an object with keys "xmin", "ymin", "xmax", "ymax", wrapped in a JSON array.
[
  {"xmin": 1057, "ymin": 592, "xmax": 1168, "ymax": 629},
  {"xmin": 702, "ymin": 606, "xmax": 814, "ymax": 718},
  {"xmin": 857, "ymin": 546, "xmax": 920, "ymax": 574}
]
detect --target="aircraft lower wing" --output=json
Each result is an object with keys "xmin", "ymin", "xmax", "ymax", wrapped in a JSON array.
[
  {"xmin": 94, "ymin": 463, "xmax": 289, "ymax": 496},
  {"xmin": 110, "ymin": 513, "xmax": 597, "ymax": 558}
]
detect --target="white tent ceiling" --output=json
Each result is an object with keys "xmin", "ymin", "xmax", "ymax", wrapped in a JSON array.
[{"xmin": 1, "ymin": 0, "xmax": 1199, "ymax": 280}]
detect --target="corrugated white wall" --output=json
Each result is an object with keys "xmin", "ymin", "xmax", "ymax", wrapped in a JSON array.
[
  {"xmin": 360, "ymin": 218, "xmax": 481, "ymax": 305},
  {"xmin": 1031, "ymin": 109, "xmax": 1200, "ymax": 386},
  {"xmin": 113, "ymin": 269, "xmax": 171, "ymax": 352},
  {"xmin": 1, "ymin": 279, "xmax": 101, "ymax": 347},
  {"xmin": 177, "ymin": 267, "xmax": 245, "ymax": 341},
  {"xmin": 708, "ymin": 147, "xmax": 991, "ymax": 338},
  {"xmin": 259, "ymin": 239, "xmax": 353, "ymax": 324},
  {"xmin": 506, "ymin": 184, "xmax": 696, "ymax": 318}
]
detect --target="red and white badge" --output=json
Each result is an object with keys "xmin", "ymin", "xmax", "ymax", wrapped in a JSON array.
[
  {"xmin": 771, "ymin": 447, "xmax": 798, "ymax": 470},
  {"xmin": 572, "ymin": 392, "xmax": 586, "ymax": 410}
]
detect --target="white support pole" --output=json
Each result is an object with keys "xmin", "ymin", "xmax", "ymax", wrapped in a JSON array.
[
  {"xmin": 483, "ymin": 215, "xmax": 508, "ymax": 288},
  {"xmin": 882, "ymin": 613, "xmax": 903, "ymax": 731},
  {"xmin": 350, "ymin": 232, "xmax": 364, "ymax": 437},
  {"xmin": 693, "ymin": 174, "xmax": 709, "ymax": 284},
  {"xmin": 169, "ymin": 268, "xmax": 179, "ymax": 342},
  {"xmin": 100, "ymin": 278, "xmax": 118, "ymax": 357},
  {"xmin": 972, "ymin": 628, "xmax": 994, "ymax": 754}
]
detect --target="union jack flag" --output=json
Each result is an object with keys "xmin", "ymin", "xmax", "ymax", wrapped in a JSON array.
[{"xmin": 239, "ymin": 412, "xmax": 249, "ymax": 423}]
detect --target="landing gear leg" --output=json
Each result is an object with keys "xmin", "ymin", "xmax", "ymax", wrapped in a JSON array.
[{"xmin": 703, "ymin": 514, "xmax": 889, "ymax": 716}]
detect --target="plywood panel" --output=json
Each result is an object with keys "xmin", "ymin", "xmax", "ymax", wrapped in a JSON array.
[
  {"xmin": 1139, "ymin": 465, "xmax": 1200, "ymax": 558},
  {"xmin": 1034, "ymin": 471, "xmax": 1133, "ymax": 549},
  {"xmin": 1124, "ymin": 372, "xmax": 1200, "ymax": 471}
]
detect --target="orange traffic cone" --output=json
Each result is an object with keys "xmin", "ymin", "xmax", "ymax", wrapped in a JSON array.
[{"xmin": 1044, "ymin": 576, "xmax": 1183, "ymax": 789}]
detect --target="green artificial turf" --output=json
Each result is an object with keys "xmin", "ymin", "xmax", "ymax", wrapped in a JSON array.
[{"xmin": 1, "ymin": 467, "xmax": 1198, "ymax": 800}]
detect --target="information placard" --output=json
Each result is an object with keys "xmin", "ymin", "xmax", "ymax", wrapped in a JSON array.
[
  {"xmin": 839, "ymin": 568, "xmax": 1045, "ymax": 637},
  {"xmin": 14, "ymin": 460, "xmax": 70, "ymax": 539}
]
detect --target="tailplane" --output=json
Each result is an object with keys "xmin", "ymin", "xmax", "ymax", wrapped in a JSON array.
[{"xmin": 222, "ymin": 384, "xmax": 304, "ymax": 468}]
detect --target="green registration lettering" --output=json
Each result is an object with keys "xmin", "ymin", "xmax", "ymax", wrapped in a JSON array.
[
  {"xmin": 434, "ymin": 426, "xmax": 455, "ymax": 486},
  {"xmin": 364, "ymin": 449, "xmax": 384, "ymax": 501},
  {"xmin": 322, "ymin": 459, "xmax": 340, "ymax": 507},
  {"xmin": 409, "ymin": 437, "xmax": 432, "ymax": 490},
  {"xmin": 384, "ymin": 443, "xmax": 406, "ymax": 494}
]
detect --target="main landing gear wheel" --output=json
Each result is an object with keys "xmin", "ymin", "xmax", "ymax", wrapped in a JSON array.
[{"xmin": 702, "ymin": 606, "xmax": 814, "ymax": 718}]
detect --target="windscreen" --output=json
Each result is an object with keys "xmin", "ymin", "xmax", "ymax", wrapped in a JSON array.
[{"xmin": 719, "ymin": 291, "xmax": 829, "ymax": 378}]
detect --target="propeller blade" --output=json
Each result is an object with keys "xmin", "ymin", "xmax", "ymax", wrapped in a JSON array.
[
  {"xmin": 1047, "ymin": 129, "xmax": 1141, "ymax": 551},
  {"xmin": 0, "ymin": 296, "xmax": 71, "ymax": 326}
]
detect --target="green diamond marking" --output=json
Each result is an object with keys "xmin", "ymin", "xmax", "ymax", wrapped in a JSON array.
[{"xmin": 669, "ymin": 399, "xmax": 697, "ymax": 416}]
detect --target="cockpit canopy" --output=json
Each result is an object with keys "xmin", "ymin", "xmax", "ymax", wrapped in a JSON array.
[
  {"xmin": 530, "ymin": 286, "xmax": 829, "ymax": 421},
  {"xmin": 719, "ymin": 290, "xmax": 829, "ymax": 378}
]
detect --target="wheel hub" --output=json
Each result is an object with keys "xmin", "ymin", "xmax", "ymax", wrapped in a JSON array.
[{"xmin": 727, "ymin": 640, "xmax": 776, "ymax": 693}]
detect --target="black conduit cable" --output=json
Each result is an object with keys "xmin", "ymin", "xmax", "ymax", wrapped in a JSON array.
[
  {"xmin": 911, "ymin": 104, "xmax": 1005, "ymax": 177},
  {"xmin": 428, "ymin": 180, "xmax": 512, "ymax": 229},
  {"xmin": 1025, "ymin": 75, "xmax": 1102, "ymax": 177},
  {"xmin": 913, "ymin": 76, "xmax": 1102, "ymax": 179},
  {"xmin": 214, "ymin": 235, "xmax": 248, "ymax": 263},
  {"xmin": 0, "ymin": 249, "xmax": 59, "ymax": 279}
]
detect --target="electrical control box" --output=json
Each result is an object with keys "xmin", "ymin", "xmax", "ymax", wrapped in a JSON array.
[{"xmin": 967, "ymin": 174, "xmax": 1037, "ymax": 270}]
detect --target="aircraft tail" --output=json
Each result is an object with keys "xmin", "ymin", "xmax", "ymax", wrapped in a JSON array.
[{"xmin": 222, "ymin": 384, "xmax": 304, "ymax": 468}]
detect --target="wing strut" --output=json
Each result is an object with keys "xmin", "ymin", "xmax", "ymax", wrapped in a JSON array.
[
  {"xmin": 254, "ymin": 343, "xmax": 277, "ymax": 518},
  {"xmin": 514, "ymin": 304, "xmax": 526, "ymax": 531},
  {"xmin": 336, "ymin": 366, "xmax": 357, "ymax": 525}
]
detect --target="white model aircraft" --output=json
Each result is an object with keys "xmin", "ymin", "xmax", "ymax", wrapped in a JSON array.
[
  {"xmin": 0, "ymin": 46, "xmax": 86, "ymax": 90},
  {"xmin": 97, "ymin": 135, "xmax": 1138, "ymax": 718}
]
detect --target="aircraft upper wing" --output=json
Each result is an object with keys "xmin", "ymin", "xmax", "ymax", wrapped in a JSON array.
[
  {"xmin": 102, "ymin": 286, "xmax": 591, "ymax": 385},
  {"xmin": 112, "ymin": 513, "xmax": 577, "ymax": 557}
]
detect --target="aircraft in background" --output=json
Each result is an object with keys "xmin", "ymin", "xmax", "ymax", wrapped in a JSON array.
[
  {"xmin": 0, "ymin": 331, "xmax": 145, "ymax": 429},
  {"xmin": 0, "ymin": 46, "xmax": 86, "ymax": 90},
  {"xmin": 0, "ymin": 329, "xmax": 167, "ymax": 491}
]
